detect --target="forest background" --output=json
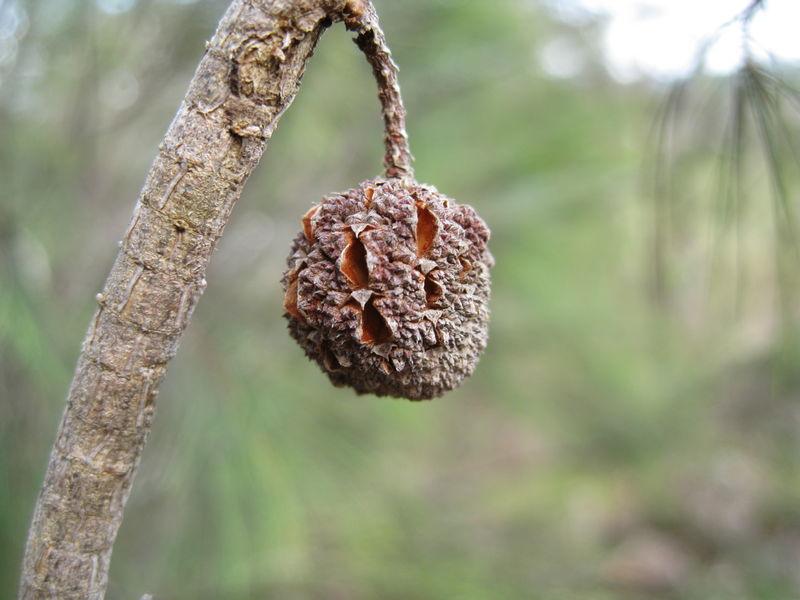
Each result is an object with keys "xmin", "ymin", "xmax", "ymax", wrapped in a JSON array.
[{"xmin": 2, "ymin": 0, "xmax": 800, "ymax": 598}]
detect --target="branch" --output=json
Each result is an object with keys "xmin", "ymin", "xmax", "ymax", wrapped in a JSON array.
[
  {"xmin": 346, "ymin": 1, "xmax": 414, "ymax": 179},
  {"xmin": 17, "ymin": 0, "xmax": 407, "ymax": 597}
]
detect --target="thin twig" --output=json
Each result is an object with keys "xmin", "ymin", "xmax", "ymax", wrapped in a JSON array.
[{"xmin": 344, "ymin": 1, "xmax": 414, "ymax": 180}]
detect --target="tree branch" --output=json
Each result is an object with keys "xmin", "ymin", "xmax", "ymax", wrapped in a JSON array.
[
  {"xmin": 347, "ymin": 2, "xmax": 414, "ymax": 180},
  {"xmin": 18, "ymin": 1, "xmax": 408, "ymax": 597}
]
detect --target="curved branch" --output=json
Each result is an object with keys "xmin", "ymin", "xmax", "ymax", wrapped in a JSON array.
[
  {"xmin": 17, "ymin": 1, "xmax": 404, "ymax": 598},
  {"xmin": 345, "ymin": 2, "xmax": 414, "ymax": 179}
]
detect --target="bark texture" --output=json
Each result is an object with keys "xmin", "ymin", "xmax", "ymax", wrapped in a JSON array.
[{"xmin": 18, "ymin": 1, "xmax": 390, "ymax": 597}]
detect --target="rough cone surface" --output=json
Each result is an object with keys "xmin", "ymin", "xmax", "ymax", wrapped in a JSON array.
[{"xmin": 283, "ymin": 177, "xmax": 492, "ymax": 399}]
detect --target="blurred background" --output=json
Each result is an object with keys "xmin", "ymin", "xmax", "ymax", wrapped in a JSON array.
[{"xmin": 3, "ymin": 0, "xmax": 800, "ymax": 598}]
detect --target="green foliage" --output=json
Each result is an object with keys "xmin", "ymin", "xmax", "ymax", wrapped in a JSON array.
[{"xmin": 3, "ymin": 0, "xmax": 800, "ymax": 598}]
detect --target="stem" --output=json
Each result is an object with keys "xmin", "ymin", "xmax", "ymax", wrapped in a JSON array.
[
  {"xmin": 345, "ymin": 2, "xmax": 414, "ymax": 180},
  {"xmin": 16, "ymin": 1, "xmax": 401, "ymax": 597}
]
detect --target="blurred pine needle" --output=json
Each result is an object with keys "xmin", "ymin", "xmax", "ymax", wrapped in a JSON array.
[{"xmin": 649, "ymin": 0, "xmax": 800, "ymax": 324}]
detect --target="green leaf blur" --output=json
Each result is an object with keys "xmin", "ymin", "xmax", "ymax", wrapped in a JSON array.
[{"xmin": 3, "ymin": 0, "xmax": 800, "ymax": 598}]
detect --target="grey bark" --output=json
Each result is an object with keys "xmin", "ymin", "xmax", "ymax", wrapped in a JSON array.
[{"xmin": 17, "ymin": 1, "xmax": 407, "ymax": 597}]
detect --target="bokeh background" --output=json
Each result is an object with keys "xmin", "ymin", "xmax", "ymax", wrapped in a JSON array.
[{"xmin": 4, "ymin": 0, "xmax": 800, "ymax": 598}]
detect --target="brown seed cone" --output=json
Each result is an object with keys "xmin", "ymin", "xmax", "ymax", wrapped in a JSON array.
[{"xmin": 282, "ymin": 177, "xmax": 492, "ymax": 400}]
